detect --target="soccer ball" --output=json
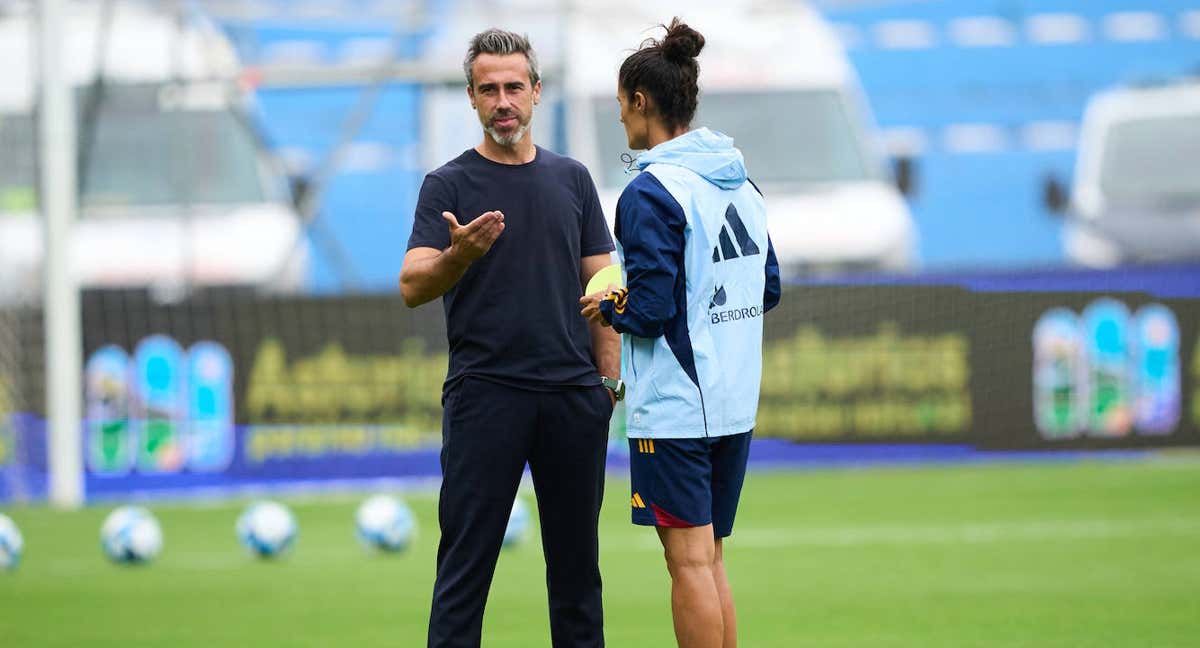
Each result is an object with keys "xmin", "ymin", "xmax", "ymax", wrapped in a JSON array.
[
  {"xmin": 236, "ymin": 501, "xmax": 297, "ymax": 559},
  {"xmin": 355, "ymin": 494, "xmax": 416, "ymax": 553},
  {"xmin": 100, "ymin": 506, "xmax": 163, "ymax": 565},
  {"xmin": 0, "ymin": 513, "xmax": 24, "ymax": 571},
  {"xmin": 502, "ymin": 496, "xmax": 531, "ymax": 548}
]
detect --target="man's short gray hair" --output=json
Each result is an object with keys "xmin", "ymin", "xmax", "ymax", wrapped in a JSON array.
[{"xmin": 463, "ymin": 29, "xmax": 541, "ymax": 88}]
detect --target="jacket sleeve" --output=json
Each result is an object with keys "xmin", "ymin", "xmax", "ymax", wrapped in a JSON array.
[
  {"xmin": 764, "ymin": 235, "xmax": 781, "ymax": 313},
  {"xmin": 598, "ymin": 175, "xmax": 687, "ymax": 338},
  {"xmin": 747, "ymin": 178, "xmax": 781, "ymax": 313}
]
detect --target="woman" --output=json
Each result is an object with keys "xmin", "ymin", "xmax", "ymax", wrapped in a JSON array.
[{"xmin": 579, "ymin": 18, "xmax": 781, "ymax": 648}]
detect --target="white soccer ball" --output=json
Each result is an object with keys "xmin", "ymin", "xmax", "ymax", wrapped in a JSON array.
[
  {"xmin": 0, "ymin": 513, "xmax": 24, "ymax": 571},
  {"xmin": 236, "ymin": 500, "xmax": 297, "ymax": 559},
  {"xmin": 502, "ymin": 496, "xmax": 531, "ymax": 548},
  {"xmin": 356, "ymin": 494, "xmax": 416, "ymax": 553},
  {"xmin": 100, "ymin": 506, "xmax": 163, "ymax": 565}
]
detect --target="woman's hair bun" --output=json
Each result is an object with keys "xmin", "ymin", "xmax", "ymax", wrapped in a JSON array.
[{"xmin": 661, "ymin": 17, "xmax": 704, "ymax": 63}]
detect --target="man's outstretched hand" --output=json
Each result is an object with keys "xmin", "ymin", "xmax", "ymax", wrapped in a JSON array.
[{"xmin": 444, "ymin": 210, "xmax": 505, "ymax": 263}]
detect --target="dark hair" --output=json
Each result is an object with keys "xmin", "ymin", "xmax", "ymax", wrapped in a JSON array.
[
  {"xmin": 463, "ymin": 28, "xmax": 540, "ymax": 88},
  {"xmin": 618, "ymin": 18, "xmax": 705, "ymax": 132}
]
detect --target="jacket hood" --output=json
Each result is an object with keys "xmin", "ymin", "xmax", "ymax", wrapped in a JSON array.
[{"xmin": 636, "ymin": 127, "xmax": 747, "ymax": 190}]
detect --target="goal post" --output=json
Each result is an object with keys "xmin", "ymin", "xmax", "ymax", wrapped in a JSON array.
[{"xmin": 40, "ymin": 0, "xmax": 83, "ymax": 509}]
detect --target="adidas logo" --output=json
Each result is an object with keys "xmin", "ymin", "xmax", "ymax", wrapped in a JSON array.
[{"xmin": 711, "ymin": 203, "xmax": 760, "ymax": 263}]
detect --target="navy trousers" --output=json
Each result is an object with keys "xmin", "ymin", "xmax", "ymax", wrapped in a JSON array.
[{"xmin": 427, "ymin": 376, "xmax": 611, "ymax": 648}]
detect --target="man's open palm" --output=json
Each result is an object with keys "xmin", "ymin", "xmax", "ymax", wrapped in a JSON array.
[{"xmin": 444, "ymin": 210, "xmax": 505, "ymax": 262}]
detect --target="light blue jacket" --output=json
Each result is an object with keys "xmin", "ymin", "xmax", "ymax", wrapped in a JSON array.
[{"xmin": 600, "ymin": 128, "xmax": 780, "ymax": 438}]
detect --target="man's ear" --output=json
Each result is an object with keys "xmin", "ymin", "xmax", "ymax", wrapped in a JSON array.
[
  {"xmin": 467, "ymin": 84, "xmax": 475, "ymax": 108},
  {"xmin": 532, "ymin": 79, "xmax": 542, "ymax": 105}
]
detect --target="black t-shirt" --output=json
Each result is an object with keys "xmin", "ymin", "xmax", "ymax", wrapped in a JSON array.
[{"xmin": 406, "ymin": 146, "xmax": 615, "ymax": 392}]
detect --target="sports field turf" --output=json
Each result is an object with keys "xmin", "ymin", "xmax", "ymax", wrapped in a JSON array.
[{"xmin": 2, "ymin": 457, "xmax": 1199, "ymax": 647}]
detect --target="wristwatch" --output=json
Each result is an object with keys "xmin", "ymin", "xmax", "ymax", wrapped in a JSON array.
[{"xmin": 601, "ymin": 376, "xmax": 625, "ymax": 402}]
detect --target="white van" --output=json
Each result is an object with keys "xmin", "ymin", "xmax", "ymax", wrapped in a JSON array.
[
  {"xmin": 1044, "ymin": 80, "xmax": 1200, "ymax": 267},
  {"xmin": 420, "ymin": 0, "xmax": 917, "ymax": 277},
  {"xmin": 0, "ymin": 1, "xmax": 306, "ymax": 300}
]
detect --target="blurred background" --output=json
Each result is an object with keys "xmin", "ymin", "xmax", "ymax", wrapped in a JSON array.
[{"xmin": 1, "ymin": 1, "xmax": 1199, "ymax": 646}]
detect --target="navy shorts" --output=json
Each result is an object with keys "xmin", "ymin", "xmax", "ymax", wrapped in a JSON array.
[{"xmin": 628, "ymin": 431, "xmax": 752, "ymax": 538}]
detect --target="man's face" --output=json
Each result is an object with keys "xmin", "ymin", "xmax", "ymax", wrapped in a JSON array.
[{"xmin": 468, "ymin": 53, "xmax": 540, "ymax": 147}]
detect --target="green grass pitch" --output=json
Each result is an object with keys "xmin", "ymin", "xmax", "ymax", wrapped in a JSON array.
[{"xmin": 2, "ymin": 458, "xmax": 1199, "ymax": 647}]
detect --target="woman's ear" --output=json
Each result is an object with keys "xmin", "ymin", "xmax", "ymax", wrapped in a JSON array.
[{"xmin": 633, "ymin": 91, "xmax": 647, "ymax": 113}]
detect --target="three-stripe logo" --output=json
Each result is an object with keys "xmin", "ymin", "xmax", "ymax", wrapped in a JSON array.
[{"xmin": 711, "ymin": 203, "xmax": 760, "ymax": 263}]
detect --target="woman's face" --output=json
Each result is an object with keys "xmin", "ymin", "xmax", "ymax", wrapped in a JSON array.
[{"xmin": 618, "ymin": 86, "xmax": 649, "ymax": 151}]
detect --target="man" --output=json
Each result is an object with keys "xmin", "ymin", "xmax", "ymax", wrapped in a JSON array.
[{"xmin": 399, "ymin": 29, "xmax": 621, "ymax": 648}]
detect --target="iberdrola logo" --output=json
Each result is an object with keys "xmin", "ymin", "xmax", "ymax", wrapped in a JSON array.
[{"xmin": 709, "ymin": 285, "xmax": 727, "ymax": 310}]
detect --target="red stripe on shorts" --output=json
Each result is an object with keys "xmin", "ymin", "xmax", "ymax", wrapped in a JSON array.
[{"xmin": 651, "ymin": 503, "xmax": 695, "ymax": 528}]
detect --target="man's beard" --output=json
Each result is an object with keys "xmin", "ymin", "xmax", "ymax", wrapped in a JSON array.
[{"xmin": 483, "ymin": 110, "xmax": 532, "ymax": 147}]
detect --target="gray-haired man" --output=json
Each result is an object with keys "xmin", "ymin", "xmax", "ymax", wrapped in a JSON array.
[{"xmin": 400, "ymin": 29, "xmax": 620, "ymax": 648}]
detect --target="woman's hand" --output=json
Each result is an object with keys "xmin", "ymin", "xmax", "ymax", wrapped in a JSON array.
[{"xmin": 579, "ymin": 287, "xmax": 615, "ymax": 326}]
